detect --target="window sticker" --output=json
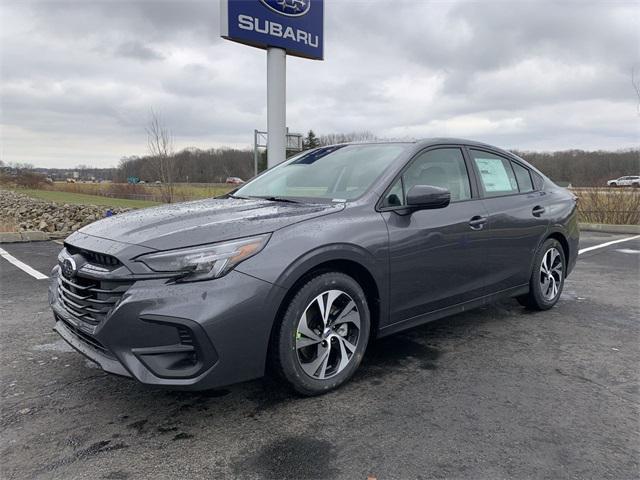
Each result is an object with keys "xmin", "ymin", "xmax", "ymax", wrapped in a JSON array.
[{"xmin": 475, "ymin": 158, "xmax": 515, "ymax": 192}]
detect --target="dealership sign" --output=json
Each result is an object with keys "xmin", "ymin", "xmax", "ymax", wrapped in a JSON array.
[{"xmin": 221, "ymin": 0, "xmax": 324, "ymax": 60}]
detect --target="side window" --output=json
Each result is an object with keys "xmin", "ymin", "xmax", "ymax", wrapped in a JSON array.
[
  {"xmin": 470, "ymin": 150, "xmax": 518, "ymax": 197},
  {"xmin": 511, "ymin": 161, "xmax": 534, "ymax": 192},
  {"xmin": 382, "ymin": 148, "xmax": 471, "ymax": 207},
  {"xmin": 382, "ymin": 178, "xmax": 404, "ymax": 207}
]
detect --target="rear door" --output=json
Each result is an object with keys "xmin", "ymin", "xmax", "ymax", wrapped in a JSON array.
[
  {"xmin": 467, "ymin": 148, "xmax": 549, "ymax": 292},
  {"xmin": 380, "ymin": 146, "xmax": 491, "ymax": 323}
]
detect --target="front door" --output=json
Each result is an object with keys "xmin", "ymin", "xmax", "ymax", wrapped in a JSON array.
[{"xmin": 380, "ymin": 147, "xmax": 491, "ymax": 324}]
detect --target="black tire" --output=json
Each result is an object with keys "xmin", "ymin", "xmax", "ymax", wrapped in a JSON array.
[
  {"xmin": 610, "ymin": 182, "xmax": 617, "ymax": 187},
  {"xmin": 632, "ymin": 183, "xmax": 639, "ymax": 189},
  {"xmin": 271, "ymin": 272, "xmax": 371, "ymax": 396},
  {"xmin": 517, "ymin": 238, "xmax": 566, "ymax": 311}
]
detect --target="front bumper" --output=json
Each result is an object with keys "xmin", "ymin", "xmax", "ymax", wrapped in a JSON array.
[{"xmin": 50, "ymin": 266, "xmax": 283, "ymax": 390}]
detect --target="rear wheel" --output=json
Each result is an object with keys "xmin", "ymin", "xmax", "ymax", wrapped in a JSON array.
[
  {"xmin": 271, "ymin": 272, "xmax": 370, "ymax": 396},
  {"xmin": 517, "ymin": 238, "xmax": 565, "ymax": 310}
]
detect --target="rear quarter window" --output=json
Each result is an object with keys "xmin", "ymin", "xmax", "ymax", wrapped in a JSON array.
[
  {"xmin": 511, "ymin": 161, "xmax": 534, "ymax": 192},
  {"xmin": 532, "ymin": 172, "xmax": 544, "ymax": 190}
]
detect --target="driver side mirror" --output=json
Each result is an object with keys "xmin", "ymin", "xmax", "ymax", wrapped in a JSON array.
[{"xmin": 406, "ymin": 185, "xmax": 451, "ymax": 210}]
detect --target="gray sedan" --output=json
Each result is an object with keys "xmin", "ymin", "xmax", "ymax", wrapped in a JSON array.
[{"xmin": 49, "ymin": 139, "xmax": 579, "ymax": 395}]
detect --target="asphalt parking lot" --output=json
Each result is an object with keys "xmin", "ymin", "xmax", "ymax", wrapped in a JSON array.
[{"xmin": 1, "ymin": 231, "xmax": 638, "ymax": 480}]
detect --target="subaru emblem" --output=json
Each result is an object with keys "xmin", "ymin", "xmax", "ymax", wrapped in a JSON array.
[
  {"xmin": 260, "ymin": 0, "xmax": 311, "ymax": 17},
  {"xmin": 62, "ymin": 257, "xmax": 76, "ymax": 279}
]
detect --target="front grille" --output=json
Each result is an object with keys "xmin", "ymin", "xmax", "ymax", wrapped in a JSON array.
[
  {"xmin": 57, "ymin": 273, "xmax": 132, "ymax": 326},
  {"xmin": 65, "ymin": 244, "xmax": 121, "ymax": 268}
]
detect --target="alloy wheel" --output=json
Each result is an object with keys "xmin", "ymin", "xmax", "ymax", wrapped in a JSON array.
[
  {"xmin": 540, "ymin": 247, "xmax": 563, "ymax": 301},
  {"xmin": 295, "ymin": 290, "xmax": 361, "ymax": 380}
]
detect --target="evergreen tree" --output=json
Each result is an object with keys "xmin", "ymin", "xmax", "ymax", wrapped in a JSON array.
[{"xmin": 303, "ymin": 130, "xmax": 320, "ymax": 150}]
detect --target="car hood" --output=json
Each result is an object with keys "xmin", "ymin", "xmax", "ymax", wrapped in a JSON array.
[{"xmin": 77, "ymin": 198, "xmax": 344, "ymax": 250}]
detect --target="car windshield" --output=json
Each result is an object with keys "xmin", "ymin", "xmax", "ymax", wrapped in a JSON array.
[{"xmin": 235, "ymin": 144, "xmax": 408, "ymax": 201}]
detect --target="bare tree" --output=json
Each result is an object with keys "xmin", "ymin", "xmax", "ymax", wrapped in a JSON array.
[
  {"xmin": 633, "ymin": 66, "xmax": 640, "ymax": 116},
  {"xmin": 146, "ymin": 109, "xmax": 175, "ymax": 202},
  {"xmin": 318, "ymin": 131, "xmax": 377, "ymax": 146}
]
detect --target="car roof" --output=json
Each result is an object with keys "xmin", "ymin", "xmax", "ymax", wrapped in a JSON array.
[
  {"xmin": 334, "ymin": 137, "xmax": 519, "ymax": 158},
  {"xmin": 337, "ymin": 137, "xmax": 509, "ymax": 150}
]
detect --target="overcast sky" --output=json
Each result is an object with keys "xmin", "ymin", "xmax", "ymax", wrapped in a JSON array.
[{"xmin": 1, "ymin": 0, "xmax": 639, "ymax": 168}]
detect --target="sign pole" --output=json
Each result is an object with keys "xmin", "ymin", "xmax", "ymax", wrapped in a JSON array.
[
  {"xmin": 253, "ymin": 129, "xmax": 259, "ymax": 177},
  {"xmin": 221, "ymin": 0, "xmax": 323, "ymax": 170},
  {"xmin": 267, "ymin": 47, "xmax": 286, "ymax": 169}
]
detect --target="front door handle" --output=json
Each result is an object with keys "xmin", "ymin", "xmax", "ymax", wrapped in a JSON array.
[
  {"xmin": 532, "ymin": 205, "xmax": 546, "ymax": 217},
  {"xmin": 468, "ymin": 215, "xmax": 487, "ymax": 230}
]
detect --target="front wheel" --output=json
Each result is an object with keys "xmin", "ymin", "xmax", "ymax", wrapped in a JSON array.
[
  {"xmin": 517, "ymin": 239, "xmax": 566, "ymax": 310},
  {"xmin": 271, "ymin": 272, "xmax": 370, "ymax": 396}
]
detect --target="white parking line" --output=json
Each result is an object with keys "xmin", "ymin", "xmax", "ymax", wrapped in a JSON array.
[
  {"xmin": 578, "ymin": 235, "xmax": 640, "ymax": 255},
  {"xmin": 0, "ymin": 247, "xmax": 49, "ymax": 280}
]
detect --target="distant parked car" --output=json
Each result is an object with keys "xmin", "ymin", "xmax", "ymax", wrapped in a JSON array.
[
  {"xmin": 607, "ymin": 176, "xmax": 640, "ymax": 187},
  {"xmin": 155, "ymin": 180, "xmax": 162, "ymax": 185},
  {"xmin": 225, "ymin": 177, "xmax": 245, "ymax": 185}
]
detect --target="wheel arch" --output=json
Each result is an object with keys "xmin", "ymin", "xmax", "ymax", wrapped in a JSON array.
[
  {"xmin": 545, "ymin": 230, "xmax": 571, "ymax": 278},
  {"xmin": 265, "ymin": 248, "xmax": 385, "ymax": 369}
]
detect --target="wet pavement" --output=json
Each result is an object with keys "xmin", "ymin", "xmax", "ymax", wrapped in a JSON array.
[{"xmin": 1, "ymin": 232, "xmax": 638, "ymax": 479}]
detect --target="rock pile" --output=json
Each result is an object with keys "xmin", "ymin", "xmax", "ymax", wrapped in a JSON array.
[{"xmin": 0, "ymin": 189, "xmax": 131, "ymax": 236}]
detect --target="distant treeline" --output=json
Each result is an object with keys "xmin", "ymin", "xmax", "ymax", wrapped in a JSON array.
[
  {"xmin": 10, "ymin": 141, "xmax": 637, "ymax": 187},
  {"xmin": 3, "ymin": 166, "xmax": 119, "ymax": 182},
  {"xmin": 113, "ymin": 144, "xmax": 637, "ymax": 187},
  {"xmin": 115, "ymin": 148, "xmax": 254, "ymax": 183},
  {"xmin": 515, "ymin": 149, "xmax": 639, "ymax": 187}
]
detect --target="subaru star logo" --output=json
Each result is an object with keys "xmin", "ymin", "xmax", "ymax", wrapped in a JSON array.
[
  {"xmin": 260, "ymin": 0, "xmax": 311, "ymax": 17},
  {"xmin": 62, "ymin": 257, "xmax": 76, "ymax": 279}
]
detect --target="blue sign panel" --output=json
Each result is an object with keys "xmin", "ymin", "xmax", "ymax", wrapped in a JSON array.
[{"xmin": 221, "ymin": 0, "xmax": 324, "ymax": 60}]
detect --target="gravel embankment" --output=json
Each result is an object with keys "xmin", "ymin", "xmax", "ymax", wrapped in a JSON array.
[{"xmin": 0, "ymin": 189, "xmax": 130, "ymax": 236}]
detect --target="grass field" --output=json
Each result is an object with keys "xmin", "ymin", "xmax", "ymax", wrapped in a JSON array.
[
  {"xmin": 43, "ymin": 182, "xmax": 233, "ymax": 203},
  {"xmin": 20, "ymin": 189, "xmax": 160, "ymax": 208},
  {"xmin": 572, "ymin": 188, "xmax": 640, "ymax": 225}
]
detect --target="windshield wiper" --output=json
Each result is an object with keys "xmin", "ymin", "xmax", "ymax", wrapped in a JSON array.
[{"xmin": 252, "ymin": 196, "xmax": 302, "ymax": 204}]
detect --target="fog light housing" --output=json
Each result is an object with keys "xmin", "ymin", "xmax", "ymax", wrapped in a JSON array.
[
  {"xmin": 134, "ymin": 345, "xmax": 199, "ymax": 378},
  {"xmin": 132, "ymin": 315, "xmax": 218, "ymax": 379}
]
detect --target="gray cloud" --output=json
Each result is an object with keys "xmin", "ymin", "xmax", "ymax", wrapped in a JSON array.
[
  {"xmin": 0, "ymin": 0, "xmax": 638, "ymax": 168},
  {"xmin": 115, "ymin": 41, "xmax": 164, "ymax": 61}
]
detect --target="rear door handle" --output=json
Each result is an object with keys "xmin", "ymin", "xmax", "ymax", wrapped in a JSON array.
[
  {"xmin": 468, "ymin": 215, "xmax": 487, "ymax": 230},
  {"xmin": 532, "ymin": 205, "xmax": 545, "ymax": 217}
]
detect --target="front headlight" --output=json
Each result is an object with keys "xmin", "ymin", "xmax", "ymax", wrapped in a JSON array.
[{"xmin": 136, "ymin": 234, "xmax": 271, "ymax": 282}]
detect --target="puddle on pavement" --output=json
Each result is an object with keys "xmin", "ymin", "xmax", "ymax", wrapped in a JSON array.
[
  {"xmin": 354, "ymin": 334, "xmax": 442, "ymax": 382},
  {"xmin": 234, "ymin": 436, "xmax": 339, "ymax": 480}
]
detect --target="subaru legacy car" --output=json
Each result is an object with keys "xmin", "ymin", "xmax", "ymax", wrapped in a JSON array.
[{"xmin": 49, "ymin": 139, "xmax": 578, "ymax": 395}]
